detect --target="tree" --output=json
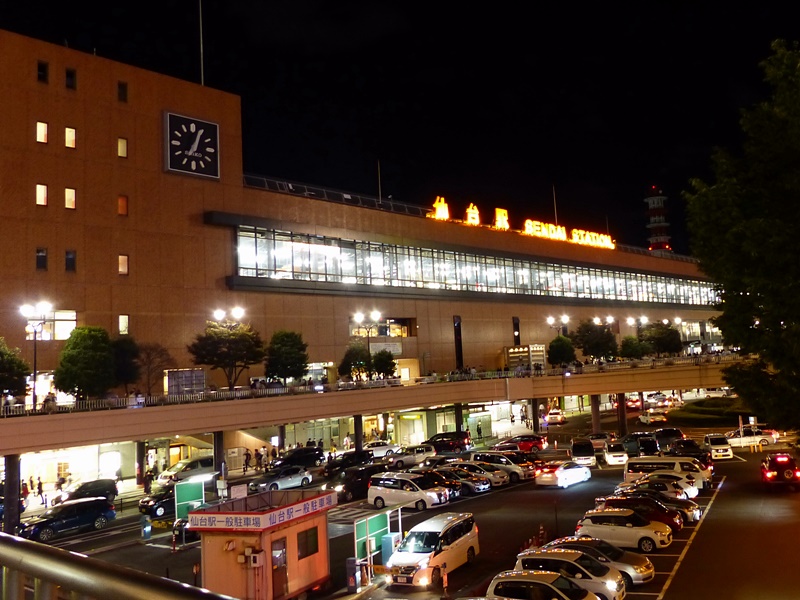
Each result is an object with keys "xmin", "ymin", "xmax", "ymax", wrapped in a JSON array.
[
  {"xmin": 640, "ymin": 322, "xmax": 683, "ymax": 357},
  {"xmin": 112, "ymin": 336, "xmax": 140, "ymax": 395},
  {"xmin": 338, "ymin": 340, "xmax": 370, "ymax": 380},
  {"xmin": 570, "ymin": 320, "xmax": 617, "ymax": 361},
  {"xmin": 547, "ymin": 335, "xmax": 576, "ymax": 366},
  {"xmin": 137, "ymin": 343, "xmax": 177, "ymax": 395},
  {"xmin": 54, "ymin": 327, "xmax": 115, "ymax": 401},
  {"xmin": 187, "ymin": 321, "xmax": 267, "ymax": 390},
  {"xmin": 372, "ymin": 349, "xmax": 397, "ymax": 379},
  {"xmin": 684, "ymin": 40, "xmax": 800, "ymax": 427},
  {"xmin": 0, "ymin": 337, "xmax": 30, "ymax": 399},
  {"xmin": 265, "ymin": 330, "xmax": 309, "ymax": 385},
  {"xmin": 619, "ymin": 336, "xmax": 652, "ymax": 360}
]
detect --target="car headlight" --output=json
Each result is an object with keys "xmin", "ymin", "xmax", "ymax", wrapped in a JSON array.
[
  {"xmin": 419, "ymin": 558, "xmax": 429, "ymax": 570},
  {"xmin": 634, "ymin": 564, "xmax": 650, "ymax": 573},
  {"xmin": 656, "ymin": 530, "xmax": 668, "ymax": 536},
  {"xmin": 606, "ymin": 580, "xmax": 617, "ymax": 591},
  {"xmin": 334, "ymin": 485, "xmax": 344, "ymax": 492},
  {"xmin": 321, "ymin": 483, "xmax": 328, "ymax": 490}
]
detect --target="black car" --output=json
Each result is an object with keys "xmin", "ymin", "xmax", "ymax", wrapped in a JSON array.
[
  {"xmin": 761, "ymin": 453, "xmax": 800, "ymax": 489},
  {"xmin": 322, "ymin": 463, "xmax": 389, "ymax": 502},
  {"xmin": 52, "ymin": 479, "xmax": 118, "ymax": 505},
  {"xmin": 0, "ymin": 496, "xmax": 25, "ymax": 519},
  {"xmin": 616, "ymin": 488, "xmax": 703, "ymax": 523},
  {"xmin": 653, "ymin": 427, "xmax": 686, "ymax": 451},
  {"xmin": 272, "ymin": 446, "xmax": 326, "ymax": 468},
  {"xmin": 408, "ymin": 468, "xmax": 463, "ymax": 500},
  {"xmin": 322, "ymin": 449, "xmax": 374, "ymax": 478},
  {"xmin": 618, "ymin": 432, "xmax": 656, "ymax": 456},
  {"xmin": 424, "ymin": 431, "xmax": 472, "ymax": 453},
  {"xmin": 138, "ymin": 484, "xmax": 175, "ymax": 518},
  {"xmin": 637, "ymin": 436, "xmax": 661, "ymax": 457},
  {"xmin": 17, "ymin": 497, "xmax": 116, "ymax": 542},
  {"xmin": 664, "ymin": 439, "xmax": 712, "ymax": 466}
]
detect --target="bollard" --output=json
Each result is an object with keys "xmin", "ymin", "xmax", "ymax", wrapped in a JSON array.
[{"xmin": 440, "ymin": 564, "xmax": 448, "ymax": 600}]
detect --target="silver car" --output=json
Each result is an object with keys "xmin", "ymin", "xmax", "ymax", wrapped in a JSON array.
[{"xmin": 248, "ymin": 465, "xmax": 312, "ymax": 492}]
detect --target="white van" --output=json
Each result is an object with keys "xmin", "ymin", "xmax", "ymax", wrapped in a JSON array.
[
  {"xmin": 624, "ymin": 456, "xmax": 712, "ymax": 489},
  {"xmin": 368, "ymin": 472, "xmax": 449, "ymax": 510},
  {"xmin": 703, "ymin": 433, "xmax": 733, "ymax": 460},
  {"xmin": 383, "ymin": 512, "xmax": 479, "ymax": 588},
  {"xmin": 157, "ymin": 455, "xmax": 216, "ymax": 485}
]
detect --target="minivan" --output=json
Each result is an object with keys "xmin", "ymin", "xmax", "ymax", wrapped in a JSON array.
[
  {"xmin": 464, "ymin": 451, "xmax": 535, "ymax": 482},
  {"xmin": 52, "ymin": 479, "xmax": 118, "ymax": 505},
  {"xmin": 157, "ymin": 456, "xmax": 215, "ymax": 485},
  {"xmin": 321, "ymin": 463, "xmax": 388, "ymax": 503},
  {"xmin": 383, "ymin": 512, "xmax": 479, "ymax": 588},
  {"xmin": 569, "ymin": 438, "xmax": 597, "ymax": 467},
  {"xmin": 624, "ymin": 456, "xmax": 712, "ymax": 489},
  {"xmin": 367, "ymin": 472, "xmax": 449, "ymax": 510}
]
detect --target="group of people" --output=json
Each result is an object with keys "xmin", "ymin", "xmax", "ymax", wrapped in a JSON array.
[
  {"xmin": 20, "ymin": 476, "xmax": 45, "ymax": 506},
  {"xmin": 242, "ymin": 445, "xmax": 279, "ymax": 474}
]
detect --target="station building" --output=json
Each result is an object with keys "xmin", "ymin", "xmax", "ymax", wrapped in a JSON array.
[{"xmin": 0, "ymin": 29, "xmax": 722, "ymax": 479}]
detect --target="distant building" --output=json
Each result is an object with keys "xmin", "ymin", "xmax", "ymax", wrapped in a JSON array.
[{"xmin": 644, "ymin": 186, "xmax": 673, "ymax": 256}]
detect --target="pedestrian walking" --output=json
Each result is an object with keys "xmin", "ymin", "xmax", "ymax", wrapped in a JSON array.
[
  {"xmin": 243, "ymin": 449, "xmax": 252, "ymax": 474},
  {"xmin": 270, "ymin": 446, "xmax": 278, "ymax": 461},
  {"xmin": 476, "ymin": 422, "xmax": 483, "ymax": 439},
  {"xmin": 28, "ymin": 476, "xmax": 34, "ymax": 495},
  {"xmin": 36, "ymin": 477, "xmax": 44, "ymax": 504},
  {"xmin": 254, "ymin": 449, "xmax": 263, "ymax": 471},
  {"xmin": 144, "ymin": 470, "xmax": 154, "ymax": 495},
  {"xmin": 20, "ymin": 482, "xmax": 29, "ymax": 507}
]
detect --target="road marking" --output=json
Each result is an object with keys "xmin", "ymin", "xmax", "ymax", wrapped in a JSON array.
[{"xmin": 657, "ymin": 475, "xmax": 725, "ymax": 600}]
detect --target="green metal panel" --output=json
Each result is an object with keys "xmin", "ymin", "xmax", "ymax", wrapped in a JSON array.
[
  {"xmin": 175, "ymin": 481, "xmax": 204, "ymax": 519},
  {"xmin": 354, "ymin": 513, "xmax": 389, "ymax": 560}
]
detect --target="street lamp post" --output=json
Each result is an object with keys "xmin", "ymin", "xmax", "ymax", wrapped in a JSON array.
[
  {"xmin": 546, "ymin": 314, "xmax": 569, "ymax": 338},
  {"xmin": 213, "ymin": 306, "xmax": 245, "ymax": 329},
  {"xmin": 354, "ymin": 310, "xmax": 381, "ymax": 379},
  {"xmin": 20, "ymin": 301, "xmax": 53, "ymax": 411}
]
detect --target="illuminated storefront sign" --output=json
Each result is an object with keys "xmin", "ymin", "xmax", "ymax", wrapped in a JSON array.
[{"xmin": 427, "ymin": 197, "xmax": 615, "ymax": 250}]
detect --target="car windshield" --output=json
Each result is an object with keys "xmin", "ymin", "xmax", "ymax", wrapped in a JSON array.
[
  {"xmin": 708, "ymin": 437, "xmax": 728, "ymax": 446},
  {"xmin": 574, "ymin": 553, "xmax": 609, "ymax": 577},
  {"xmin": 592, "ymin": 539, "xmax": 624, "ymax": 560},
  {"xmin": 550, "ymin": 575, "xmax": 589, "ymax": 598},
  {"xmin": 415, "ymin": 478, "xmax": 440, "ymax": 490},
  {"xmin": 443, "ymin": 468, "xmax": 469, "ymax": 479},
  {"xmin": 476, "ymin": 463, "xmax": 502, "ymax": 473},
  {"xmin": 397, "ymin": 530, "xmax": 439, "ymax": 553},
  {"xmin": 607, "ymin": 443, "xmax": 625, "ymax": 453},
  {"xmin": 627, "ymin": 512, "xmax": 650, "ymax": 527},
  {"xmin": 263, "ymin": 468, "xmax": 285, "ymax": 479},
  {"xmin": 162, "ymin": 461, "xmax": 190, "ymax": 476},
  {"xmin": 503, "ymin": 453, "xmax": 527, "ymax": 465}
]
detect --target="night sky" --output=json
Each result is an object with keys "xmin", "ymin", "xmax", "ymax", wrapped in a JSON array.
[{"xmin": 5, "ymin": 3, "xmax": 800, "ymax": 253}]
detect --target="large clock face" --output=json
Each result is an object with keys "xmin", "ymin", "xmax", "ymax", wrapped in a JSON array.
[{"xmin": 165, "ymin": 113, "xmax": 220, "ymax": 179}]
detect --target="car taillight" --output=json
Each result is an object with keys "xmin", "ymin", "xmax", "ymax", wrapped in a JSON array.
[
  {"xmin": 795, "ymin": 470, "xmax": 800, "ymax": 478},
  {"xmin": 776, "ymin": 456, "xmax": 790, "ymax": 463},
  {"xmin": 766, "ymin": 471, "xmax": 776, "ymax": 478},
  {"xmin": 109, "ymin": 504, "xmax": 115, "ymax": 510}
]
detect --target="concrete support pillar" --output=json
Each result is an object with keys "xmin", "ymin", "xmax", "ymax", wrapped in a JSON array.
[
  {"xmin": 353, "ymin": 415, "xmax": 364, "ymax": 452},
  {"xmin": 381, "ymin": 413, "xmax": 390, "ymax": 440},
  {"xmin": 278, "ymin": 425, "xmax": 286, "ymax": 451},
  {"xmin": 135, "ymin": 441, "xmax": 146, "ymax": 485},
  {"xmin": 616, "ymin": 393, "xmax": 629, "ymax": 436},
  {"xmin": 454, "ymin": 403, "xmax": 464, "ymax": 432},
  {"xmin": 213, "ymin": 431, "xmax": 225, "ymax": 478},
  {"xmin": 3, "ymin": 454, "xmax": 21, "ymax": 534},
  {"xmin": 532, "ymin": 399, "xmax": 544, "ymax": 433},
  {"xmin": 590, "ymin": 394, "xmax": 601, "ymax": 433}
]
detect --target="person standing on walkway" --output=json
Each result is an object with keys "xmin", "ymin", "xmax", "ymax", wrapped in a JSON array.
[
  {"xmin": 476, "ymin": 422, "xmax": 483, "ymax": 439},
  {"xmin": 243, "ymin": 449, "xmax": 252, "ymax": 474},
  {"xmin": 36, "ymin": 477, "xmax": 44, "ymax": 504}
]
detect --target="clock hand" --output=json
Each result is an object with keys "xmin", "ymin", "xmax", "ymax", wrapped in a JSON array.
[{"xmin": 188, "ymin": 129, "xmax": 204, "ymax": 154}]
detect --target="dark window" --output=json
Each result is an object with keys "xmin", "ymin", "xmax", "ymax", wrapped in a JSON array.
[
  {"xmin": 36, "ymin": 248, "xmax": 48, "ymax": 270},
  {"xmin": 66, "ymin": 68, "xmax": 77, "ymax": 90},
  {"xmin": 297, "ymin": 526, "xmax": 318, "ymax": 559},
  {"xmin": 37, "ymin": 61, "xmax": 48, "ymax": 83},
  {"xmin": 512, "ymin": 316, "xmax": 521, "ymax": 345},
  {"xmin": 117, "ymin": 195, "xmax": 129, "ymax": 216},
  {"xmin": 65, "ymin": 250, "xmax": 76, "ymax": 272},
  {"xmin": 117, "ymin": 81, "xmax": 128, "ymax": 102}
]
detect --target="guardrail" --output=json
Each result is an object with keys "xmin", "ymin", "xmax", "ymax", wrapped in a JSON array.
[{"xmin": 1, "ymin": 354, "xmax": 744, "ymax": 419}]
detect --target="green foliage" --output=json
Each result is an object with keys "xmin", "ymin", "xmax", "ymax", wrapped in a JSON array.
[
  {"xmin": 619, "ymin": 336, "xmax": 652, "ymax": 359},
  {"xmin": 111, "ymin": 336, "xmax": 140, "ymax": 395},
  {"xmin": 372, "ymin": 349, "xmax": 397, "ymax": 379},
  {"xmin": 54, "ymin": 327, "xmax": 115, "ymax": 401},
  {"xmin": 137, "ymin": 342, "xmax": 177, "ymax": 395},
  {"xmin": 547, "ymin": 335, "xmax": 576, "ymax": 366},
  {"xmin": 265, "ymin": 330, "xmax": 309, "ymax": 385},
  {"xmin": 0, "ymin": 337, "xmax": 30, "ymax": 398},
  {"xmin": 187, "ymin": 321, "xmax": 267, "ymax": 390},
  {"xmin": 684, "ymin": 40, "xmax": 800, "ymax": 428},
  {"xmin": 663, "ymin": 397, "xmax": 749, "ymax": 427},
  {"xmin": 570, "ymin": 320, "xmax": 617, "ymax": 360},
  {"xmin": 640, "ymin": 322, "xmax": 683, "ymax": 356},
  {"xmin": 338, "ymin": 341, "xmax": 370, "ymax": 380}
]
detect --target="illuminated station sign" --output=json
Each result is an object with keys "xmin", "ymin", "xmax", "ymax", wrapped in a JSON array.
[{"xmin": 428, "ymin": 196, "xmax": 616, "ymax": 250}]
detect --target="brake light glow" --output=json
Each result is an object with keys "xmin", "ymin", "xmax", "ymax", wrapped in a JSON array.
[
  {"xmin": 794, "ymin": 470, "xmax": 800, "ymax": 478},
  {"xmin": 776, "ymin": 456, "xmax": 790, "ymax": 463},
  {"xmin": 765, "ymin": 471, "xmax": 776, "ymax": 478}
]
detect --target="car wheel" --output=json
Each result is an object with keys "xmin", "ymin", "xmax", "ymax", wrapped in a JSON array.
[
  {"xmin": 343, "ymin": 490, "xmax": 354, "ymax": 502},
  {"xmin": 429, "ymin": 567, "xmax": 441, "ymax": 589},
  {"xmin": 374, "ymin": 497, "xmax": 385, "ymax": 509},
  {"xmin": 154, "ymin": 506, "xmax": 166, "ymax": 518},
  {"xmin": 94, "ymin": 516, "xmax": 108, "ymax": 530},
  {"xmin": 510, "ymin": 473, "xmax": 520, "ymax": 483},
  {"xmin": 315, "ymin": 459, "xmax": 323, "ymax": 467},
  {"xmin": 415, "ymin": 499, "xmax": 427, "ymax": 511},
  {"xmin": 385, "ymin": 450, "xmax": 393, "ymax": 455},
  {"xmin": 37, "ymin": 527, "xmax": 55, "ymax": 542},
  {"xmin": 466, "ymin": 547, "xmax": 476, "ymax": 563},
  {"xmin": 300, "ymin": 477, "xmax": 310, "ymax": 487},
  {"xmin": 269, "ymin": 483, "xmax": 279, "ymax": 491},
  {"xmin": 759, "ymin": 439, "xmax": 770, "ymax": 446},
  {"xmin": 678, "ymin": 510, "xmax": 690, "ymax": 523},
  {"xmin": 638, "ymin": 537, "xmax": 656, "ymax": 553},
  {"xmin": 621, "ymin": 572, "xmax": 633, "ymax": 589},
  {"xmin": 395, "ymin": 460, "xmax": 404, "ymax": 469}
]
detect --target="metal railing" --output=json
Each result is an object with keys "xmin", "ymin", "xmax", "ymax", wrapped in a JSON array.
[{"xmin": 0, "ymin": 531, "xmax": 235, "ymax": 600}]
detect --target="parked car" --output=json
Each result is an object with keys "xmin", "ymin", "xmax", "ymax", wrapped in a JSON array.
[
  {"xmin": 663, "ymin": 439, "xmax": 712, "ymax": 466},
  {"xmin": 546, "ymin": 408, "xmax": 567, "ymax": 424},
  {"xmin": 138, "ymin": 484, "xmax": 175, "ymax": 518},
  {"xmin": 541, "ymin": 535, "xmax": 655, "ymax": 588},
  {"xmin": 702, "ymin": 433, "xmax": 734, "ymax": 460},
  {"xmin": 367, "ymin": 472, "xmax": 449, "ymax": 510},
  {"xmin": 569, "ymin": 438, "xmax": 597, "ymax": 467},
  {"xmin": 624, "ymin": 456, "xmax": 712, "ymax": 489},
  {"xmin": 457, "ymin": 461, "xmax": 510, "ymax": 487},
  {"xmin": 435, "ymin": 466, "xmax": 491, "ymax": 495},
  {"xmin": 761, "ymin": 453, "xmax": 800, "ymax": 489},
  {"xmin": 486, "ymin": 570, "xmax": 600, "ymax": 600},
  {"xmin": 726, "ymin": 428, "xmax": 774, "ymax": 448},
  {"xmin": 156, "ymin": 456, "xmax": 216, "ymax": 485},
  {"xmin": 575, "ymin": 508, "xmax": 673, "ymax": 553},
  {"xmin": 595, "ymin": 495, "xmax": 683, "ymax": 531},
  {"xmin": 652, "ymin": 427, "xmax": 686, "ymax": 451},
  {"xmin": 424, "ymin": 431, "xmax": 472, "ymax": 453},
  {"xmin": 618, "ymin": 432, "xmax": 656, "ymax": 456},
  {"xmin": 464, "ymin": 451, "xmax": 535, "ymax": 482},
  {"xmin": 408, "ymin": 468, "xmax": 463, "ymax": 501},
  {"xmin": 614, "ymin": 488, "xmax": 702, "ymax": 523},
  {"xmin": 535, "ymin": 461, "xmax": 591, "ymax": 488},
  {"xmin": 514, "ymin": 548, "xmax": 625, "ymax": 600},
  {"xmin": 272, "ymin": 446, "xmax": 326, "ymax": 468},
  {"xmin": 52, "ymin": 479, "xmax": 118, "ymax": 505},
  {"xmin": 506, "ymin": 434, "xmax": 549, "ymax": 452},
  {"xmin": 637, "ymin": 436, "xmax": 661, "ymax": 457},
  {"xmin": 603, "ymin": 443, "xmax": 629, "ymax": 466},
  {"xmin": 492, "ymin": 442, "xmax": 522, "ymax": 452},
  {"xmin": 613, "ymin": 477, "xmax": 690, "ymax": 500},
  {"xmin": 0, "ymin": 496, "xmax": 25, "ymax": 519},
  {"xmin": 421, "ymin": 455, "xmax": 462, "ymax": 469},
  {"xmin": 248, "ymin": 465, "xmax": 312, "ymax": 492},
  {"xmin": 616, "ymin": 473, "xmax": 698, "ymax": 499},
  {"xmin": 321, "ymin": 463, "xmax": 389, "ymax": 502},
  {"xmin": 383, "ymin": 512, "xmax": 478, "ymax": 588},
  {"xmin": 385, "ymin": 445, "xmax": 437, "ymax": 469},
  {"xmin": 586, "ymin": 432, "xmax": 615, "ymax": 451},
  {"xmin": 322, "ymin": 449, "xmax": 373, "ymax": 478},
  {"xmin": 364, "ymin": 440, "xmax": 401, "ymax": 457},
  {"xmin": 17, "ymin": 498, "xmax": 116, "ymax": 542}
]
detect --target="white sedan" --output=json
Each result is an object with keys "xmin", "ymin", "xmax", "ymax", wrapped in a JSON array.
[
  {"xmin": 364, "ymin": 440, "xmax": 401, "ymax": 457},
  {"xmin": 457, "ymin": 461, "xmax": 511, "ymax": 487},
  {"xmin": 603, "ymin": 442, "xmax": 629, "ymax": 466},
  {"xmin": 617, "ymin": 472, "xmax": 699, "ymax": 499},
  {"xmin": 535, "ymin": 461, "xmax": 591, "ymax": 488},
  {"xmin": 639, "ymin": 410, "xmax": 668, "ymax": 425}
]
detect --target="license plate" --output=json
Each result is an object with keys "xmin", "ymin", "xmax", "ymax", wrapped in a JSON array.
[{"xmin": 396, "ymin": 576, "xmax": 408, "ymax": 583}]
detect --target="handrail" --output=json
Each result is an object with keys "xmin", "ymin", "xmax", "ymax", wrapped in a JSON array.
[{"xmin": 0, "ymin": 531, "xmax": 236, "ymax": 600}]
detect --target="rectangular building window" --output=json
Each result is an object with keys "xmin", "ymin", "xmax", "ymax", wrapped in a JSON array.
[
  {"xmin": 36, "ymin": 248, "xmax": 48, "ymax": 270},
  {"xmin": 65, "ymin": 250, "xmax": 77, "ymax": 272},
  {"xmin": 118, "ymin": 254, "xmax": 129, "ymax": 275},
  {"xmin": 37, "ymin": 61, "xmax": 48, "ymax": 83},
  {"xmin": 36, "ymin": 122, "xmax": 48, "ymax": 143},
  {"xmin": 118, "ymin": 81, "xmax": 128, "ymax": 102},
  {"xmin": 119, "ymin": 315, "xmax": 129, "ymax": 335},
  {"xmin": 65, "ymin": 68, "xmax": 77, "ymax": 90},
  {"xmin": 65, "ymin": 127, "xmax": 76, "ymax": 148},
  {"xmin": 65, "ymin": 188, "xmax": 76, "ymax": 209},
  {"xmin": 118, "ymin": 195, "xmax": 129, "ymax": 216},
  {"xmin": 117, "ymin": 138, "xmax": 128, "ymax": 158},
  {"xmin": 36, "ymin": 184, "xmax": 48, "ymax": 206},
  {"xmin": 297, "ymin": 527, "xmax": 319, "ymax": 559}
]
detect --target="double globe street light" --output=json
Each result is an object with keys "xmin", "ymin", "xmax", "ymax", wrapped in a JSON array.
[{"xmin": 20, "ymin": 301, "xmax": 53, "ymax": 411}]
